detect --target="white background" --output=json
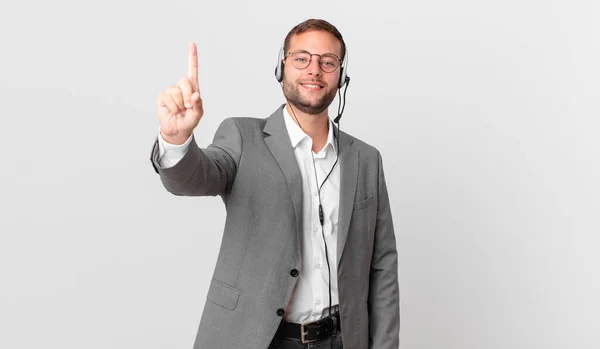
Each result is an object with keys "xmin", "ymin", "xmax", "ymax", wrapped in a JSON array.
[{"xmin": 1, "ymin": 0, "xmax": 598, "ymax": 348}]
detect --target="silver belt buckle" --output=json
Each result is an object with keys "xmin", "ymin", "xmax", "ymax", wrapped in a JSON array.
[{"xmin": 300, "ymin": 319, "xmax": 320, "ymax": 344}]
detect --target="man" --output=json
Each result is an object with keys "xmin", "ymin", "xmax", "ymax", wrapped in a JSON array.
[{"xmin": 150, "ymin": 19, "xmax": 399, "ymax": 349}]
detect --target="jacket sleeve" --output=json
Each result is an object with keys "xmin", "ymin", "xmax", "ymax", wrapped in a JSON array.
[
  {"xmin": 150, "ymin": 118, "xmax": 242, "ymax": 197},
  {"xmin": 368, "ymin": 150, "xmax": 400, "ymax": 349}
]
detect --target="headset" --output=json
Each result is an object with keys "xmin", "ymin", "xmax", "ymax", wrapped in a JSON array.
[{"xmin": 274, "ymin": 39, "xmax": 351, "ymax": 347}]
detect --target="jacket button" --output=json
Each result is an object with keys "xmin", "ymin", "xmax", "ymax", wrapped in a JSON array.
[
  {"xmin": 290, "ymin": 269, "xmax": 299, "ymax": 277},
  {"xmin": 276, "ymin": 308, "xmax": 285, "ymax": 316}
]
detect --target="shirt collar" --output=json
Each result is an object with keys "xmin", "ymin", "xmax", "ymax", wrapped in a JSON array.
[{"xmin": 282, "ymin": 105, "xmax": 337, "ymax": 156}]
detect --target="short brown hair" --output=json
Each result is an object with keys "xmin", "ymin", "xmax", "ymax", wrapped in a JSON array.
[{"xmin": 283, "ymin": 19, "xmax": 346, "ymax": 60}]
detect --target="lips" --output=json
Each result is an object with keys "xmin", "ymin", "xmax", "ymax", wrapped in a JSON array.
[{"xmin": 299, "ymin": 81, "xmax": 325, "ymax": 90}]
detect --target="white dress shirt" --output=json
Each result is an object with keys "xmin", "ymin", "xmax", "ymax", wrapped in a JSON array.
[{"xmin": 156, "ymin": 107, "xmax": 341, "ymax": 323}]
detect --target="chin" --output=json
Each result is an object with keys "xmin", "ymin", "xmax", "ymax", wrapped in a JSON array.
[
  {"xmin": 301, "ymin": 89, "xmax": 330, "ymax": 102},
  {"xmin": 300, "ymin": 96, "xmax": 324, "ymax": 106},
  {"xmin": 299, "ymin": 96, "xmax": 327, "ymax": 108}
]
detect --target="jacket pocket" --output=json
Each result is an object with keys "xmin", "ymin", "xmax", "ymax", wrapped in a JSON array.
[
  {"xmin": 353, "ymin": 195, "xmax": 373, "ymax": 210},
  {"xmin": 207, "ymin": 279, "xmax": 241, "ymax": 310}
]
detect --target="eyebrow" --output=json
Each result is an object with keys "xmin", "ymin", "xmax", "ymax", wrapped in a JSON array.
[{"xmin": 289, "ymin": 49, "xmax": 341, "ymax": 58}]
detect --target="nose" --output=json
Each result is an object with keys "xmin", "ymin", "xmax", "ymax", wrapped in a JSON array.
[{"xmin": 306, "ymin": 56, "xmax": 322, "ymax": 77}]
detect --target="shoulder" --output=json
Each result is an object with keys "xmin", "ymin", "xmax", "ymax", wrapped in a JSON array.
[
  {"xmin": 229, "ymin": 116, "xmax": 267, "ymax": 128},
  {"xmin": 218, "ymin": 116, "xmax": 267, "ymax": 132},
  {"xmin": 340, "ymin": 129, "xmax": 382, "ymax": 160},
  {"xmin": 213, "ymin": 117, "xmax": 268, "ymax": 143}
]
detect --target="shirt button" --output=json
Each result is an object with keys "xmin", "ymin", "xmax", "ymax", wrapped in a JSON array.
[
  {"xmin": 290, "ymin": 269, "xmax": 299, "ymax": 277},
  {"xmin": 315, "ymin": 300, "xmax": 321, "ymax": 305},
  {"xmin": 315, "ymin": 263, "xmax": 321, "ymax": 269},
  {"xmin": 277, "ymin": 308, "xmax": 285, "ymax": 316},
  {"xmin": 313, "ymin": 227, "xmax": 318, "ymax": 233}
]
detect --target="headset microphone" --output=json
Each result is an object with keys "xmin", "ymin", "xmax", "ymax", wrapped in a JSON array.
[{"xmin": 334, "ymin": 76, "xmax": 350, "ymax": 124}]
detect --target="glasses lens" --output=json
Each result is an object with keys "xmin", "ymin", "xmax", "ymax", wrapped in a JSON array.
[
  {"xmin": 290, "ymin": 51, "xmax": 311, "ymax": 69},
  {"xmin": 319, "ymin": 54, "xmax": 340, "ymax": 72}
]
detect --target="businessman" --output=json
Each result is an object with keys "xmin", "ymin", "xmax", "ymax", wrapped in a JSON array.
[{"xmin": 150, "ymin": 19, "xmax": 399, "ymax": 349}]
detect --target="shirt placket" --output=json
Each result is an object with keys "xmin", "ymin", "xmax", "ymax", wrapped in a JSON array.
[{"xmin": 306, "ymin": 147, "xmax": 325, "ymax": 320}]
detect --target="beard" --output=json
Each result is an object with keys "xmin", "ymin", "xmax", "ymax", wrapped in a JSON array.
[{"xmin": 282, "ymin": 77, "xmax": 337, "ymax": 115}]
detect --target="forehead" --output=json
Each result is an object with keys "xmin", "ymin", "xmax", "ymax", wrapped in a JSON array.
[{"xmin": 288, "ymin": 30, "xmax": 342, "ymax": 57}]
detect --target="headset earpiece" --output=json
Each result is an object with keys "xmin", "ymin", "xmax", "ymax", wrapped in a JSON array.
[
  {"xmin": 338, "ymin": 50, "xmax": 349, "ymax": 88},
  {"xmin": 275, "ymin": 46, "xmax": 285, "ymax": 82},
  {"xmin": 338, "ymin": 68, "xmax": 347, "ymax": 89}
]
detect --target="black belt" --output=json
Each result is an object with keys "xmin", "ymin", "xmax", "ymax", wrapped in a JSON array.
[{"xmin": 275, "ymin": 312, "xmax": 341, "ymax": 344}]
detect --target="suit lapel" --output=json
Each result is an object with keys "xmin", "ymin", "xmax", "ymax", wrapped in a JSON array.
[
  {"xmin": 263, "ymin": 105, "xmax": 304, "ymax": 255},
  {"xmin": 335, "ymin": 128, "xmax": 358, "ymax": 265}
]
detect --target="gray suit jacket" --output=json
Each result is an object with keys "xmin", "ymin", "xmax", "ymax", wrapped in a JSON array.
[{"xmin": 150, "ymin": 105, "xmax": 399, "ymax": 349}]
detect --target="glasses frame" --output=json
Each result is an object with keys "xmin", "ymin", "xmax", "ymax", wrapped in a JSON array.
[{"xmin": 283, "ymin": 49, "xmax": 342, "ymax": 73}]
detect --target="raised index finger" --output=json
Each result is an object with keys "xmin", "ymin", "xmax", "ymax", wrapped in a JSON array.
[{"xmin": 188, "ymin": 42, "xmax": 199, "ymax": 92}]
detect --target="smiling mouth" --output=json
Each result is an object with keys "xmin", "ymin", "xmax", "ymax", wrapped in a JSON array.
[{"xmin": 300, "ymin": 82, "xmax": 324, "ymax": 90}]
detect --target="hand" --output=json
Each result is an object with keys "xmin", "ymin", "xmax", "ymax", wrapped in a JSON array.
[{"xmin": 157, "ymin": 42, "xmax": 204, "ymax": 145}]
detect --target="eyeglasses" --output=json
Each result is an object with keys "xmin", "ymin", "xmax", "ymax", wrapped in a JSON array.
[{"xmin": 284, "ymin": 50, "xmax": 341, "ymax": 73}]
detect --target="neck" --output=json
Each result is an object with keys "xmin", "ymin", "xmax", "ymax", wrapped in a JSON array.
[{"xmin": 286, "ymin": 103, "xmax": 329, "ymax": 153}]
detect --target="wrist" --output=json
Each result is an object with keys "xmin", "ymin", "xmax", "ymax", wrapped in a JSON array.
[{"xmin": 161, "ymin": 130, "xmax": 191, "ymax": 145}]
